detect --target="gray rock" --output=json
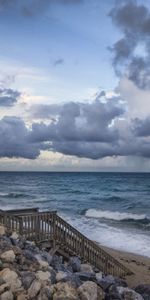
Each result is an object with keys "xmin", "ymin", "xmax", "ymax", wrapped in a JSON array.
[
  {"xmin": 78, "ymin": 281, "xmax": 104, "ymax": 300},
  {"xmin": 135, "ymin": 285, "xmax": 150, "ymax": 300},
  {"xmin": 56, "ymin": 272, "xmax": 82, "ymax": 288},
  {"xmin": 0, "ymin": 236, "xmax": 12, "ymax": 251},
  {"xmin": 98, "ymin": 275, "xmax": 125, "ymax": 291},
  {"xmin": 80, "ymin": 263, "xmax": 93, "ymax": 273},
  {"xmin": 20, "ymin": 271, "xmax": 36, "ymax": 290},
  {"xmin": 53, "ymin": 282, "xmax": 78, "ymax": 300},
  {"xmin": 1, "ymin": 290, "xmax": 14, "ymax": 300},
  {"xmin": 50, "ymin": 255, "xmax": 63, "ymax": 271},
  {"xmin": 22, "ymin": 249, "xmax": 37, "ymax": 262},
  {"xmin": 1, "ymin": 250, "xmax": 15, "ymax": 263},
  {"xmin": 117, "ymin": 286, "xmax": 144, "ymax": 300},
  {"xmin": 27, "ymin": 279, "xmax": 41, "ymax": 298},
  {"xmin": 69, "ymin": 256, "xmax": 81, "ymax": 272},
  {"xmin": 41, "ymin": 251, "xmax": 53, "ymax": 265},
  {"xmin": 106, "ymin": 284, "xmax": 123, "ymax": 300},
  {"xmin": 75, "ymin": 272, "xmax": 96, "ymax": 282},
  {"xmin": 38, "ymin": 286, "xmax": 54, "ymax": 300}
]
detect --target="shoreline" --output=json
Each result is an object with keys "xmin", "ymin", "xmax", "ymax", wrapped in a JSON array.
[{"xmin": 100, "ymin": 244, "xmax": 150, "ymax": 287}]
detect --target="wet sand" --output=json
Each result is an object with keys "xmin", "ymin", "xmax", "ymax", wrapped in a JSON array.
[{"xmin": 102, "ymin": 245, "xmax": 150, "ymax": 288}]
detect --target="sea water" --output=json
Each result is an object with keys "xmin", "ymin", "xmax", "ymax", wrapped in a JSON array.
[{"xmin": 0, "ymin": 172, "xmax": 150, "ymax": 257}]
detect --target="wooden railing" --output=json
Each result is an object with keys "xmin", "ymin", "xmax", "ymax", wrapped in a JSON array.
[{"xmin": 0, "ymin": 209, "xmax": 133, "ymax": 277}]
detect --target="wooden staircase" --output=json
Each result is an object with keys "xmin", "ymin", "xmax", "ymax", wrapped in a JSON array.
[{"xmin": 0, "ymin": 208, "xmax": 133, "ymax": 278}]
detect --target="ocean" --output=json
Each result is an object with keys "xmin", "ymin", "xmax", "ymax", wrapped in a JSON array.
[{"xmin": 0, "ymin": 172, "xmax": 150, "ymax": 257}]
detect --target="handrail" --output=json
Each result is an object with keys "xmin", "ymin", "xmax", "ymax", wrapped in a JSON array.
[{"xmin": 0, "ymin": 209, "xmax": 133, "ymax": 277}]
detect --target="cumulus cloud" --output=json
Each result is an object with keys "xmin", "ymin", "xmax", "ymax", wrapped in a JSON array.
[
  {"xmin": 1, "ymin": 96, "xmax": 150, "ymax": 160},
  {"xmin": 133, "ymin": 117, "xmax": 150, "ymax": 137},
  {"xmin": 0, "ymin": 116, "xmax": 45, "ymax": 159},
  {"xmin": 109, "ymin": 0, "xmax": 150, "ymax": 89},
  {"xmin": 29, "ymin": 95, "xmax": 125, "ymax": 144},
  {"xmin": 0, "ymin": 88, "xmax": 21, "ymax": 107}
]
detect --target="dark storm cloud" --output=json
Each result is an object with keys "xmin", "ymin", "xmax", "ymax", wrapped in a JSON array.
[
  {"xmin": 133, "ymin": 117, "xmax": 150, "ymax": 137},
  {"xmin": 29, "ymin": 97, "xmax": 124, "ymax": 143},
  {"xmin": 0, "ymin": 116, "xmax": 44, "ymax": 159},
  {"xmin": 0, "ymin": 88, "xmax": 21, "ymax": 107},
  {"xmin": 1, "ymin": 100, "xmax": 150, "ymax": 160},
  {"xmin": 109, "ymin": 0, "xmax": 150, "ymax": 89}
]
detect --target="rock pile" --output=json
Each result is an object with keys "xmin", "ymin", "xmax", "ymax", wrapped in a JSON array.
[{"xmin": 0, "ymin": 225, "xmax": 149, "ymax": 300}]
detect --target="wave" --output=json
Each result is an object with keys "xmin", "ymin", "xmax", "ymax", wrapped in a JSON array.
[
  {"xmin": 0, "ymin": 192, "xmax": 30, "ymax": 198},
  {"xmin": 85, "ymin": 208, "xmax": 147, "ymax": 221}
]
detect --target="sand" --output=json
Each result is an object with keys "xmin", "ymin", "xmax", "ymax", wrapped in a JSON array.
[{"xmin": 101, "ymin": 245, "xmax": 150, "ymax": 288}]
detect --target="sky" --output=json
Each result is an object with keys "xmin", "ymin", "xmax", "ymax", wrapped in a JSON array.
[{"xmin": 0, "ymin": 0, "xmax": 150, "ymax": 172}]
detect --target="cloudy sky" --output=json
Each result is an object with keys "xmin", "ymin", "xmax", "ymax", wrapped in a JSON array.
[{"xmin": 0, "ymin": 0, "xmax": 150, "ymax": 171}]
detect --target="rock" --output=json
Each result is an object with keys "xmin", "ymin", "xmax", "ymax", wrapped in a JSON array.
[
  {"xmin": 75, "ymin": 272, "xmax": 96, "ymax": 282},
  {"xmin": 0, "ymin": 259, "xmax": 3, "ymax": 270},
  {"xmin": 36, "ymin": 270, "xmax": 51, "ymax": 282},
  {"xmin": 17, "ymin": 293, "xmax": 27, "ymax": 300},
  {"xmin": 95, "ymin": 272, "xmax": 103, "ymax": 282},
  {"xmin": 12, "ymin": 246, "xmax": 22, "ymax": 256},
  {"xmin": 1, "ymin": 290, "xmax": 14, "ymax": 300},
  {"xmin": 135, "ymin": 284, "xmax": 150, "ymax": 300},
  {"xmin": 53, "ymin": 282, "xmax": 78, "ymax": 300},
  {"xmin": 41, "ymin": 251, "xmax": 53, "ymax": 265},
  {"xmin": 27, "ymin": 279, "xmax": 41, "ymax": 298},
  {"xmin": 0, "ymin": 236, "xmax": 12, "ymax": 251},
  {"xmin": 22, "ymin": 250, "xmax": 37, "ymax": 262},
  {"xmin": 0, "ymin": 268, "xmax": 22, "ymax": 292},
  {"xmin": 0, "ymin": 225, "xmax": 5, "ymax": 235},
  {"xmin": 20, "ymin": 271, "xmax": 36, "ymax": 290},
  {"xmin": 38, "ymin": 286, "xmax": 54, "ymax": 300},
  {"xmin": 37, "ymin": 259, "xmax": 49, "ymax": 270},
  {"xmin": 80, "ymin": 263, "xmax": 93, "ymax": 273},
  {"xmin": 56, "ymin": 271, "xmax": 68, "ymax": 282},
  {"xmin": 69, "ymin": 256, "xmax": 81, "ymax": 272},
  {"xmin": 106, "ymin": 284, "xmax": 122, "ymax": 300},
  {"xmin": 78, "ymin": 281, "xmax": 105, "ymax": 300},
  {"xmin": 98, "ymin": 275, "xmax": 116, "ymax": 291},
  {"xmin": 56, "ymin": 272, "xmax": 81, "ymax": 288},
  {"xmin": 117, "ymin": 287, "xmax": 144, "ymax": 300},
  {"xmin": 11, "ymin": 231, "xmax": 19, "ymax": 240},
  {"xmin": 0, "ymin": 283, "xmax": 9, "ymax": 294},
  {"xmin": 1, "ymin": 250, "xmax": 15, "ymax": 263}
]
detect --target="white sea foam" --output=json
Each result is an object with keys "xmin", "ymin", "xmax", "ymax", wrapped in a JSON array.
[
  {"xmin": 85, "ymin": 208, "xmax": 146, "ymax": 221},
  {"xmin": 63, "ymin": 214, "xmax": 150, "ymax": 258}
]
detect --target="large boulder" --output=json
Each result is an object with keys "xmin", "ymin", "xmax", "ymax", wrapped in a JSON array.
[
  {"xmin": 1, "ymin": 250, "xmax": 15, "ymax": 263},
  {"xmin": 135, "ymin": 284, "xmax": 150, "ymax": 300},
  {"xmin": 0, "ymin": 283, "xmax": 9, "ymax": 295},
  {"xmin": 0, "ymin": 225, "xmax": 5, "ymax": 236},
  {"xmin": 20, "ymin": 271, "xmax": 36, "ymax": 290},
  {"xmin": 80, "ymin": 264, "xmax": 93, "ymax": 273},
  {"xmin": 36, "ymin": 270, "xmax": 51, "ymax": 283},
  {"xmin": 1, "ymin": 290, "xmax": 14, "ymax": 300},
  {"xmin": 69, "ymin": 257, "xmax": 81, "ymax": 273},
  {"xmin": 117, "ymin": 286, "xmax": 144, "ymax": 300},
  {"xmin": 53, "ymin": 282, "xmax": 79, "ymax": 300},
  {"xmin": 0, "ymin": 236, "xmax": 12, "ymax": 251},
  {"xmin": 78, "ymin": 281, "xmax": 105, "ymax": 300},
  {"xmin": 37, "ymin": 286, "xmax": 54, "ymax": 300},
  {"xmin": 75, "ymin": 272, "xmax": 96, "ymax": 282},
  {"xmin": 56, "ymin": 271, "xmax": 81, "ymax": 288},
  {"xmin": 0, "ymin": 268, "xmax": 22, "ymax": 292},
  {"xmin": 56, "ymin": 271, "xmax": 68, "ymax": 282},
  {"xmin": 27, "ymin": 279, "xmax": 41, "ymax": 298}
]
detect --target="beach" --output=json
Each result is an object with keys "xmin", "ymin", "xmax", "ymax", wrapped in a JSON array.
[{"xmin": 102, "ymin": 245, "xmax": 150, "ymax": 287}]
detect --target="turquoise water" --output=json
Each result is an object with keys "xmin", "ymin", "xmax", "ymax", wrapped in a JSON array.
[{"xmin": 0, "ymin": 172, "xmax": 150, "ymax": 256}]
